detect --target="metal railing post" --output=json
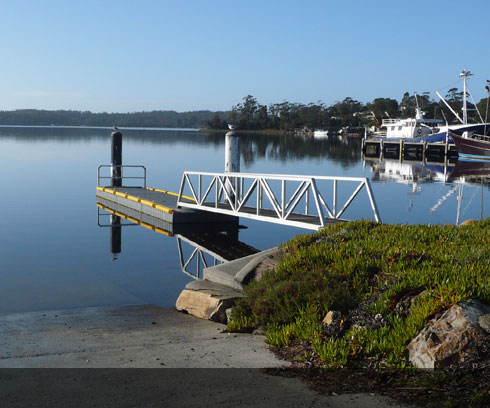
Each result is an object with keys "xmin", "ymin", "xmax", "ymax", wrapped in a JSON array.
[
  {"xmin": 305, "ymin": 185, "xmax": 309, "ymax": 215},
  {"xmin": 175, "ymin": 171, "xmax": 381, "ymax": 228},
  {"xmin": 281, "ymin": 179, "xmax": 285, "ymax": 219}
]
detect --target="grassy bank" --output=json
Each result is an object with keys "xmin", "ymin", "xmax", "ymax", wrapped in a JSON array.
[
  {"xmin": 229, "ymin": 220, "xmax": 490, "ymax": 368},
  {"xmin": 229, "ymin": 220, "xmax": 490, "ymax": 406}
]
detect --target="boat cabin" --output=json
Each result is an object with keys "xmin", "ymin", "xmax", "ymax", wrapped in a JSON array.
[{"xmin": 381, "ymin": 108, "xmax": 443, "ymax": 139}]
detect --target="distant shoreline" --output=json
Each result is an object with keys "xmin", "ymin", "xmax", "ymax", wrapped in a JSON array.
[
  {"xmin": 200, "ymin": 128, "xmax": 287, "ymax": 134},
  {"xmin": 0, "ymin": 125, "xmax": 200, "ymax": 131}
]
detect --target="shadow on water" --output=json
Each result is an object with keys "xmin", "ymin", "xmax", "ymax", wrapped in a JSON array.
[{"xmin": 96, "ymin": 198, "xmax": 259, "ymax": 280}]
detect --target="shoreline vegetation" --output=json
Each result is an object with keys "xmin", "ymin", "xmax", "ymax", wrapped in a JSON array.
[
  {"xmin": 228, "ymin": 220, "xmax": 490, "ymax": 407},
  {"xmin": 199, "ymin": 128, "xmax": 287, "ymax": 134},
  {"xmin": 1, "ymin": 87, "xmax": 487, "ymax": 132}
]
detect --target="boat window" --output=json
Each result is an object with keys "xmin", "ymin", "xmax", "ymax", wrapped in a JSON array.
[{"xmin": 398, "ymin": 126, "xmax": 402, "ymax": 130}]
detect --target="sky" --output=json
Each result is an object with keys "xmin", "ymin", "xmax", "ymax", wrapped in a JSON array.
[{"xmin": 1, "ymin": 0, "xmax": 490, "ymax": 113}]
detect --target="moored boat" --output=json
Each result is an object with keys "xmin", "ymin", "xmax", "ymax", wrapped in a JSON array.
[
  {"xmin": 381, "ymin": 95, "xmax": 443, "ymax": 139},
  {"xmin": 313, "ymin": 129, "xmax": 329, "ymax": 138},
  {"xmin": 451, "ymin": 132, "xmax": 490, "ymax": 159},
  {"xmin": 444, "ymin": 70, "xmax": 490, "ymax": 159}
]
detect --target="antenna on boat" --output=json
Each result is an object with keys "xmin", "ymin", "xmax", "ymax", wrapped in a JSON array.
[
  {"xmin": 460, "ymin": 69, "xmax": 473, "ymax": 125},
  {"xmin": 484, "ymin": 80, "xmax": 490, "ymax": 136}
]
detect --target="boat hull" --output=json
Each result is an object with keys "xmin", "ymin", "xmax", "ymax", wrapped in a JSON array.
[{"xmin": 451, "ymin": 134, "xmax": 490, "ymax": 159}]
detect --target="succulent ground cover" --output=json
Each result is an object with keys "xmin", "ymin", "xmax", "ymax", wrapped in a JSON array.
[{"xmin": 228, "ymin": 219, "xmax": 490, "ymax": 406}]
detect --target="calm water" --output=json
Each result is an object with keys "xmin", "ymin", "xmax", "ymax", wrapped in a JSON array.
[{"xmin": 1, "ymin": 127, "xmax": 488, "ymax": 314}]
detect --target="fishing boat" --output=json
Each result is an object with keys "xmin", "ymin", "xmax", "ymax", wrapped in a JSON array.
[
  {"xmin": 381, "ymin": 94, "xmax": 443, "ymax": 139},
  {"xmin": 451, "ymin": 132, "xmax": 490, "ymax": 159},
  {"xmin": 437, "ymin": 70, "xmax": 490, "ymax": 159}
]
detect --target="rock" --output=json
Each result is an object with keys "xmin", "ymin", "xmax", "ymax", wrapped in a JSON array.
[
  {"xmin": 479, "ymin": 314, "xmax": 490, "ymax": 333},
  {"xmin": 407, "ymin": 299, "xmax": 490, "ymax": 369},
  {"xmin": 175, "ymin": 281, "xmax": 243, "ymax": 323},
  {"xmin": 225, "ymin": 308, "xmax": 233, "ymax": 324},
  {"xmin": 322, "ymin": 311, "xmax": 340, "ymax": 326},
  {"xmin": 460, "ymin": 219, "xmax": 478, "ymax": 226}
]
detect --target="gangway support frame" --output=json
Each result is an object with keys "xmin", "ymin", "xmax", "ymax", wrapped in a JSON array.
[{"xmin": 177, "ymin": 171, "xmax": 380, "ymax": 230}]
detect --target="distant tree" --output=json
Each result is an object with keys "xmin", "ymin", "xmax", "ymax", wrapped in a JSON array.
[
  {"xmin": 366, "ymin": 98, "xmax": 399, "ymax": 119},
  {"xmin": 206, "ymin": 114, "xmax": 228, "ymax": 129}
]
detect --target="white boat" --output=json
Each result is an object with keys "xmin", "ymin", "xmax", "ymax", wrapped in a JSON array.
[
  {"xmin": 381, "ymin": 93, "xmax": 443, "ymax": 139},
  {"xmin": 313, "ymin": 129, "xmax": 329, "ymax": 138}
]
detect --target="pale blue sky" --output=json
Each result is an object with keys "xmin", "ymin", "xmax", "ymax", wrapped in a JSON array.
[{"xmin": 1, "ymin": 0, "xmax": 489, "ymax": 112}]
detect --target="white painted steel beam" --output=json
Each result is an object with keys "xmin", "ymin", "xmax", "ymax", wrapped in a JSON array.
[{"xmin": 177, "ymin": 171, "xmax": 381, "ymax": 230}]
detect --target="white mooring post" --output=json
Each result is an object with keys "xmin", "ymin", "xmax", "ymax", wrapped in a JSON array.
[{"xmin": 224, "ymin": 131, "xmax": 240, "ymax": 204}]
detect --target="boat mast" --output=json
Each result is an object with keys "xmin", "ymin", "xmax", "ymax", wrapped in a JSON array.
[
  {"xmin": 460, "ymin": 69, "xmax": 472, "ymax": 125},
  {"xmin": 414, "ymin": 92, "xmax": 423, "ymax": 119}
]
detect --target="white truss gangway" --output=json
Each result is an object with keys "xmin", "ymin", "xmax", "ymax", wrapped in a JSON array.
[{"xmin": 177, "ymin": 171, "xmax": 380, "ymax": 230}]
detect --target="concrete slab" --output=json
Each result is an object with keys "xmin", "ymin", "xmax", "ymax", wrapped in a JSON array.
[
  {"xmin": 0, "ymin": 369, "xmax": 413, "ymax": 408},
  {"xmin": 0, "ymin": 305, "xmax": 413, "ymax": 407},
  {"xmin": 0, "ymin": 305, "xmax": 282, "ymax": 368},
  {"xmin": 203, "ymin": 247, "xmax": 279, "ymax": 291},
  {"xmin": 185, "ymin": 279, "xmax": 243, "ymax": 297}
]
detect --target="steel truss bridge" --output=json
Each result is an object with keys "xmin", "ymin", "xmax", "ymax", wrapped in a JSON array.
[{"xmin": 177, "ymin": 171, "xmax": 380, "ymax": 230}]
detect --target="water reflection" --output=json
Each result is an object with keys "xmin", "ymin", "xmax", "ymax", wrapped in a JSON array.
[
  {"xmin": 366, "ymin": 157, "xmax": 455, "ymax": 184},
  {"xmin": 364, "ymin": 156, "xmax": 490, "ymax": 224},
  {"xmin": 0, "ymin": 126, "xmax": 363, "ymax": 168},
  {"xmin": 448, "ymin": 160, "xmax": 490, "ymax": 184},
  {"xmin": 96, "ymin": 199, "xmax": 258, "ymax": 279},
  {"xmin": 205, "ymin": 132, "xmax": 362, "ymax": 168}
]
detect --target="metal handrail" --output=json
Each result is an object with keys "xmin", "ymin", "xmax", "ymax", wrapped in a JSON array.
[
  {"xmin": 177, "ymin": 171, "xmax": 380, "ymax": 230},
  {"xmin": 97, "ymin": 165, "xmax": 147, "ymax": 188}
]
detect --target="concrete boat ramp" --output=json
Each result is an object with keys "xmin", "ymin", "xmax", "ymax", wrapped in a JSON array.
[
  {"xmin": 0, "ymin": 306, "xmax": 408, "ymax": 408},
  {"xmin": 0, "ymin": 304, "xmax": 278, "ymax": 369}
]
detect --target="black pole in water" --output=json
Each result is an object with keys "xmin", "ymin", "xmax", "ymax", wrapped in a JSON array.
[
  {"xmin": 110, "ymin": 214, "xmax": 122, "ymax": 260},
  {"xmin": 111, "ymin": 130, "xmax": 123, "ymax": 187}
]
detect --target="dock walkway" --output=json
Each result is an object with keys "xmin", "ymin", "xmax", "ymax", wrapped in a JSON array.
[{"xmin": 96, "ymin": 186, "xmax": 233, "ymax": 225}]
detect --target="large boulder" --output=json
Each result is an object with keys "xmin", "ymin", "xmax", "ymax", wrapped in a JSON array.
[
  {"xmin": 175, "ymin": 280, "xmax": 242, "ymax": 323},
  {"xmin": 407, "ymin": 299, "xmax": 490, "ymax": 369}
]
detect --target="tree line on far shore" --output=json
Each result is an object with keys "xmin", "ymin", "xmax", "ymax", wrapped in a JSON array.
[
  {"xmin": 1, "ymin": 88, "xmax": 487, "ymax": 131},
  {"xmin": 0, "ymin": 109, "xmax": 230, "ymax": 128},
  {"xmin": 206, "ymin": 90, "xmax": 490, "ymax": 131}
]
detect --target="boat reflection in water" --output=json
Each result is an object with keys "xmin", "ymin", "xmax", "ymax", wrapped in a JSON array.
[
  {"xmin": 448, "ymin": 159, "xmax": 490, "ymax": 184},
  {"xmin": 447, "ymin": 159, "xmax": 490, "ymax": 224},
  {"xmin": 96, "ymin": 197, "xmax": 258, "ymax": 279},
  {"xmin": 366, "ymin": 158, "xmax": 454, "ymax": 184},
  {"xmin": 364, "ymin": 156, "xmax": 490, "ymax": 224}
]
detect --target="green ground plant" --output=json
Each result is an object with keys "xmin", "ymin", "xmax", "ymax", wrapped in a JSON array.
[{"xmin": 228, "ymin": 219, "xmax": 490, "ymax": 368}]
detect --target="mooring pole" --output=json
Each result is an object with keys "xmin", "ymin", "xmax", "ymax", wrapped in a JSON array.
[
  {"xmin": 110, "ymin": 214, "xmax": 122, "ymax": 260},
  {"xmin": 111, "ymin": 130, "xmax": 123, "ymax": 187},
  {"xmin": 224, "ymin": 131, "xmax": 240, "ymax": 204}
]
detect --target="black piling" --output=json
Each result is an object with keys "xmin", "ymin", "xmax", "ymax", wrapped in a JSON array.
[
  {"xmin": 111, "ymin": 130, "xmax": 123, "ymax": 187},
  {"xmin": 110, "ymin": 215, "xmax": 122, "ymax": 259}
]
